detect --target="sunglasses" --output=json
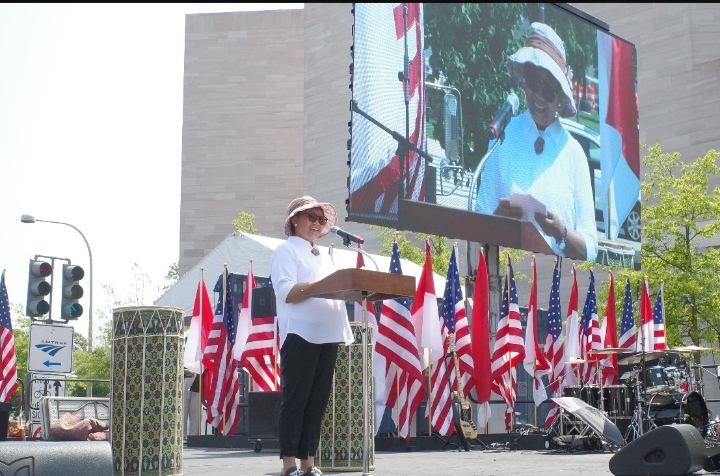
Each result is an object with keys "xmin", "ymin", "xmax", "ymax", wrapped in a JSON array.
[
  {"xmin": 524, "ymin": 71, "xmax": 559, "ymax": 103},
  {"xmin": 302, "ymin": 212, "xmax": 329, "ymax": 225}
]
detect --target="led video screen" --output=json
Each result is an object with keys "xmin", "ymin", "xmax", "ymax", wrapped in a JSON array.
[{"xmin": 348, "ymin": 3, "xmax": 640, "ymax": 269}]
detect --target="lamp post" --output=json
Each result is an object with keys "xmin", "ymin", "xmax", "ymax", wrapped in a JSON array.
[{"xmin": 21, "ymin": 214, "xmax": 94, "ymax": 352}]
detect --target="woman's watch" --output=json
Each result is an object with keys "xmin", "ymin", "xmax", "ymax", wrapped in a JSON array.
[{"xmin": 557, "ymin": 223, "xmax": 568, "ymax": 251}]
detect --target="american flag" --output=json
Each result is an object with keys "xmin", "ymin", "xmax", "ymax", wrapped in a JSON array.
[
  {"xmin": 0, "ymin": 270, "xmax": 18, "ymax": 403},
  {"xmin": 651, "ymin": 285, "xmax": 667, "ymax": 350},
  {"xmin": 374, "ymin": 240, "xmax": 424, "ymax": 440},
  {"xmin": 563, "ymin": 266, "xmax": 580, "ymax": 386},
  {"xmin": 522, "ymin": 256, "xmax": 551, "ymax": 408},
  {"xmin": 600, "ymin": 273, "xmax": 619, "ymax": 387},
  {"xmin": 618, "ymin": 278, "xmax": 636, "ymax": 350},
  {"xmin": 429, "ymin": 245, "xmax": 473, "ymax": 436},
  {"xmin": 240, "ymin": 273, "xmax": 280, "ymax": 392},
  {"xmin": 204, "ymin": 269, "xmax": 241, "ymax": 435},
  {"xmin": 543, "ymin": 259, "xmax": 564, "ymax": 428},
  {"xmin": 580, "ymin": 271, "xmax": 601, "ymax": 385},
  {"xmin": 491, "ymin": 257, "xmax": 525, "ymax": 431},
  {"xmin": 638, "ymin": 278, "xmax": 654, "ymax": 352}
]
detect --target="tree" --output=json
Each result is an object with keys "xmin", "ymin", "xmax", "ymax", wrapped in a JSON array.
[
  {"xmin": 640, "ymin": 146, "xmax": 720, "ymax": 347},
  {"xmin": 232, "ymin": 211, "xmax": 258, "ymax": 234},
  {"xmin": 371, "ymin": 226, "xmax": 452, "ymax": 275},
  {"xmin": 161, "ymin": 262, "xmax": 180, "ymax": 294}
]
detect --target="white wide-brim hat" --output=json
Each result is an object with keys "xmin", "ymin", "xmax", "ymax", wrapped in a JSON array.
[
  {"xmin": 507, "ymin": 22, "xmax": 577, "ymax": 118},
  {"xmin": 284, "ymin": 195, "xmax": 337, "ymax": 238}
]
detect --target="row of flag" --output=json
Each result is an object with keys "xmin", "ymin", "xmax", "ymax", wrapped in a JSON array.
[
  {"xmin": 182, "ymin": 265, "xmax": 279, "ymax": 436},
  {"xmin": 182, "ymin": 244, "xmax": 669, "ymax": 439},
  {"xmin": 372, "ymin": 247, "xmax": 668, "ymax": 437}
]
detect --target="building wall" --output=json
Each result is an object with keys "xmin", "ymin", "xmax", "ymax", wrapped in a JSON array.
[
  {"xmin": 180, "ymin": 9, "xmax": 304, "ymax": 275},
  {"xmin": 179, "ymin": 3, "xmax": 720, "ymax": 300}
]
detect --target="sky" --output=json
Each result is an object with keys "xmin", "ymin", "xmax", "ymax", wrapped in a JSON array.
[{"xmin": 0, "ymin": 3, "xmax": 303, "ymax": 337}]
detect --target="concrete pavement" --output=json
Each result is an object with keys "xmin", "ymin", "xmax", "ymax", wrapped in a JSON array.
[{"xmin": 181, "ymin": 446, "xmax": 620, "ymax": 476}]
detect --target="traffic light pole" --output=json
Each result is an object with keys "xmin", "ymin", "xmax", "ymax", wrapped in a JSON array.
[{"xmin": 21, "ymin": 216, "xmax": 93, "ymax": 353}]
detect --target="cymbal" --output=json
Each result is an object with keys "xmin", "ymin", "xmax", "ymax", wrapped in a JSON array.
[
  {"xmin": 672, "ymin": 345, "xmax": 713, "ymax": 352},
  {"xmin": 618, "ymin": 350, "xmax": 667, "ymax": 365},
  {"xmin": 565, "ymin": 358, "xmax": 587, "ymax": 365},
  {"xmin": 588, "ymin": 347, "xmax": 633, "ymax": 355}
]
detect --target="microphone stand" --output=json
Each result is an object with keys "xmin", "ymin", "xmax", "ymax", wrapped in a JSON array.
[
  {"xmin": 337, "ymin": 238, "xmax": 377, "ymax": 476},
  {"xmin": 351, "ymin": 101, "xmax": 435, "ymax": 202},
  {"xmin": 467, "ymin": 138, "xmax": 503, "ymax": 211}
]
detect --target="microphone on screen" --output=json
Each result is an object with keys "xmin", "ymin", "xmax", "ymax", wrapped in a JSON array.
[{"xmin": 487, "ymin": 92, "xmax": 520, "ymax": 140}]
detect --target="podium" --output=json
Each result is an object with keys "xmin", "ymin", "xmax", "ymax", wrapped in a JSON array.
[
  {"xmin": 304, "ymin": 269, "xmax": 415, "ymax": 476},
  {"xmin": 398, "ymin": 199, "xmax": 553, "ymax": 255}
]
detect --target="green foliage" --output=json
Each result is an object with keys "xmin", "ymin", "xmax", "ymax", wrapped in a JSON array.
[
  {"xmin": 232, "ymin": 211, "xmax": 258, "ymax": 234},
  {"xmin": 370, "ymin": 226, "xmax": 452, "ymax": 276},
  {"xmin": 640, "ymin": 146, "xmax": 720, "ymax": 346},
  {"xmin": 161, "ymin": 262, "xmax": 180, "ymax": 294}
]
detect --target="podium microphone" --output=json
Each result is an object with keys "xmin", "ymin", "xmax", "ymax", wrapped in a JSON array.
[
  {"xmin": 487, "ymin": 92, "xmax": 520, "ymax": 140},
  {"xmin": 330, "ymin": 226, "xmax": 364, "ymax": 244}
]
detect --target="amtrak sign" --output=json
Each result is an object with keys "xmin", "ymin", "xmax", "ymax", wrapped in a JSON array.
[{"xmin": 28, "ymin": 323, "xmax": 74, "ymax": 374}]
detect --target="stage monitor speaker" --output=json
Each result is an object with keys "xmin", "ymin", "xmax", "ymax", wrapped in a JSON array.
[
  {"xmin": 0, "ymin": 440, "xmax": 112, "ymax": 475},
  {"xmin": 609, "ymin": 424, "xmax": 707, "ymax": 476},
  {"xmin": 248, "ymin": 391, "xmax": 281, "ymax": 440}
]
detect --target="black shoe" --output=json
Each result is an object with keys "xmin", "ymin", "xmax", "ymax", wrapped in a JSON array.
[
  {"xmin": 304, "ymin": 468, "xmax": 323, "ymax": 476},
  {"xmin": 281, "ymin": 467, "xmax": 302, "ymax": 476}
]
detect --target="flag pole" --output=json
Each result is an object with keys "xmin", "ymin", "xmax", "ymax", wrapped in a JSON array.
[
  {"xmin": 426, "ymin": 357, "xmax": 432, "ymax": 436},
  {"xmin": 506, "ymin": 258, "xmax": 513, "ymax": 433},
  {"xmin": 222, "ymin": 264, "xmax": 228, "ymax": 434},
  {"xmin": 197, "ymin": 267, "xmax": 205, "ymax": 436}
]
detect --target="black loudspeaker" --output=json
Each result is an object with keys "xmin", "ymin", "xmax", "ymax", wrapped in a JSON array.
[
  {"xmin": 251, "ymin": 286, "xmax": 276, "ymax": 318},
  {"xmin": 609, "ymin": 424, "xmax": 707, "ymax": 476},
  {"xmin": 248, "ymin": 391, "xmax": 281, "ymax": 440},
  {"xmin": 0, "ymin": 440, "xmax": 112, "ymax": 475}
]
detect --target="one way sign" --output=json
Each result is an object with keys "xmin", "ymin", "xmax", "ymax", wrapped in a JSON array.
[{"xmin": 28, "ymin": 323, "xmax": 74, "ymax": 374}]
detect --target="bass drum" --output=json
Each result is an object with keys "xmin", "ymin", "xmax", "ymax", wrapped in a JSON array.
[{"xmin": 646, "ymin": 391, "xmax": 708, "ymax": 435}]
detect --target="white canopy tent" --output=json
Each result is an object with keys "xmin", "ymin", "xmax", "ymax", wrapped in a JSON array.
[{"xmin": 155, "ymin": 231, "xmax": 447, "ymax": 317}]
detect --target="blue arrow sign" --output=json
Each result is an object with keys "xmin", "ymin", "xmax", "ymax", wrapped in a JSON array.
[{"xmin": 43, "ymin": 361, "xmax": 61, "ymax": 367}]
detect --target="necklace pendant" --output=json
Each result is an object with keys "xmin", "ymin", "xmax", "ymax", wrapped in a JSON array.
[
  {"xmin": 534, "ymin": 137, "xmax": 545, "ymax": 155},
  {"xmin": 311, "ymin": 247, "xmax": 320, "ymax": 256}
]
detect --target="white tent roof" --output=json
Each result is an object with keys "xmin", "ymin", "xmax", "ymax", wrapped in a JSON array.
[{"xmin": 155, "ymin": 231, "xmax": 447, "ymax": 316}]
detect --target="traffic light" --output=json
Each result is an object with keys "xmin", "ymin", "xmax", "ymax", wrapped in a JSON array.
[
  {"xmin": 26, "ymin": 259, "xmax": 52, "ymax": 317},
  {"xmin": 61, "ymin": 264, "xmax": 84, "ymax": 320}
]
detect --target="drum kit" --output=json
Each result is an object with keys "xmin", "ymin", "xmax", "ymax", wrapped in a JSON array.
[{"xmin": 554, "ymin": 346, "xmax": 713, "ymax": 445}]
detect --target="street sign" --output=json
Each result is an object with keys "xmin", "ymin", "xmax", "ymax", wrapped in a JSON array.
[
  {"xmin": 28, "ymin": 372, "xmax": 66, "ymax": 439},
  {"xmin": 28, "ymin": 323, "xmax": 74, "ymax": 374}
]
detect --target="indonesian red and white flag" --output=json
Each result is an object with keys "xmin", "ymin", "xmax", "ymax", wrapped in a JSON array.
[
  {"xmin": 638, "ymin": 278, "xmax": 654, "ymax": 352},
  {"xmin": 563, "ymin": 266, "xmax": 580, "ymax": 386},
  {"xmin": 600, "ymin": 273, "xmax": 619, "ymax": 386},
  {"xmin": 522, "ymin": 257, "xmax": 552, "ymax": 407},
  {"xmin": 184, "ymin": 273, "xmax": 214, "ymax": 375},
  {"xmin": 411, "ymin": 240, "xmax": 444, "ymax": 370},
  {"xmin": 233, "ymin": 265, "xmax": 255, "ymax": 361},
  {"xmin": 470, "ymin": 249, "xmax": 492, "ymax": 426},
  {"xmin": 598, "ymin": 31, "xmax": 640, "ymax": 240}
]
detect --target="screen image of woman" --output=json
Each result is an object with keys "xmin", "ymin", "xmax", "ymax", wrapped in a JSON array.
[{"xmin": 475, "ymin": 22, "xmax": 598, "ymax": 262}]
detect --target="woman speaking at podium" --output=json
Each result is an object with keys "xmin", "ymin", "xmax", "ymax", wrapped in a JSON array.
[
  {"xmin": 271, "ymin": 195, "xmax": 354, "ymax": 476},
  {"xmin": 475, "ymin": 22, "xmax": 597, "ymax": 262}
]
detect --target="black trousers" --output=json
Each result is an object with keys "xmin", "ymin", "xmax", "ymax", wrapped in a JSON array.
[{"xmin": 279, "ymin": 333, "xmax": 339, "ymax": 460}]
